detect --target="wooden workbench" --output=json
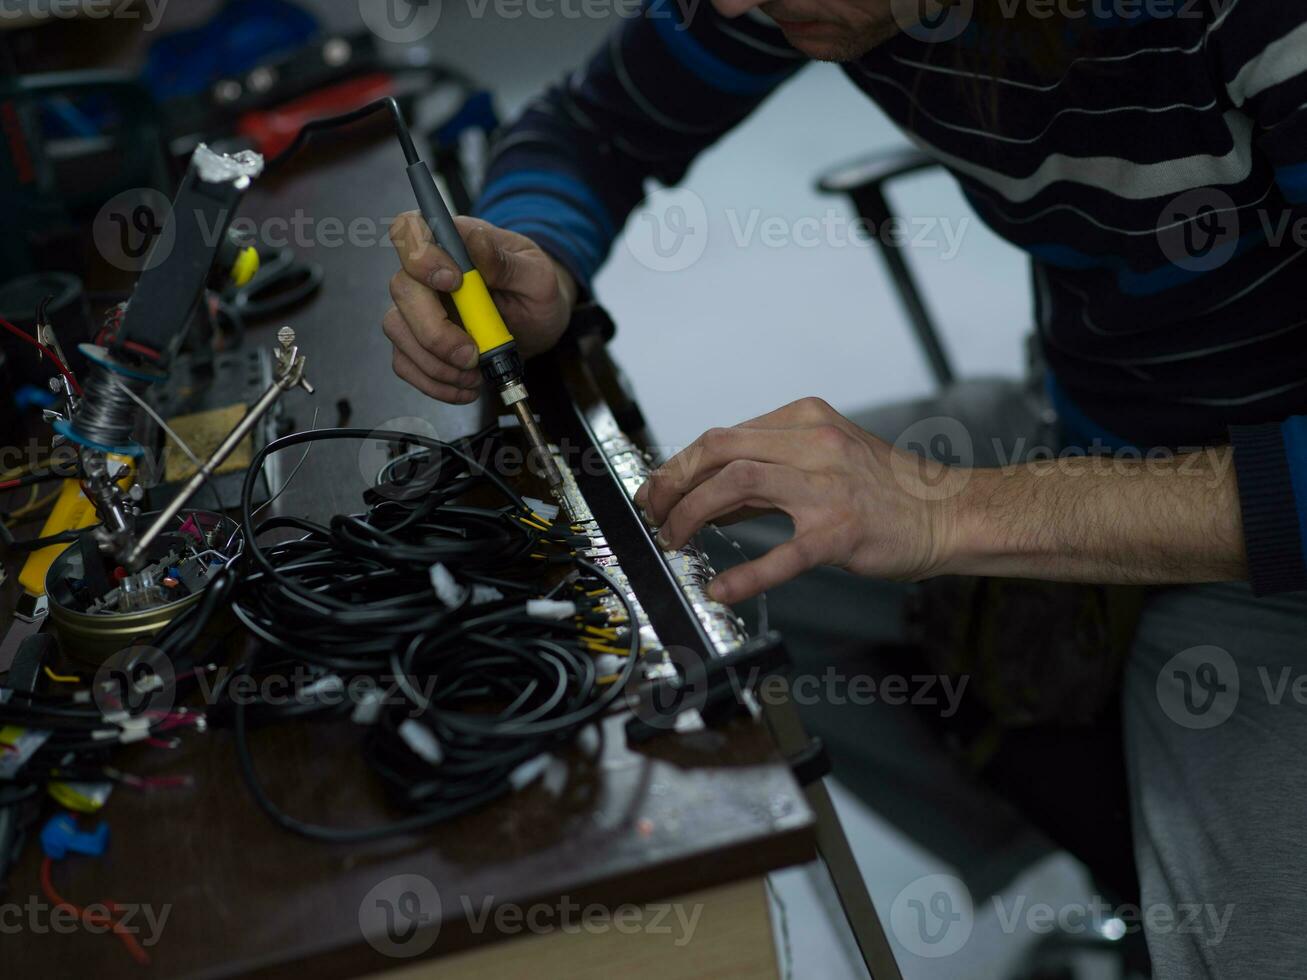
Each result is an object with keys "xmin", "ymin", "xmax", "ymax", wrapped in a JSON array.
[{"xmin": 1, "ymin": 131, "xmax": 816, "ymax": 978}]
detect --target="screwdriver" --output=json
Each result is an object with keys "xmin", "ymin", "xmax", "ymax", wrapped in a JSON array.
[{"xmin": 404, "ymin": 151, "xmax": 565, "ymax": 492}]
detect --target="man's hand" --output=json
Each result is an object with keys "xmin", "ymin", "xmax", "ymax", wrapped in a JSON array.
[
  {"xmin": 634, "ymin": 397, "xmax": 965, "ymax": 603},
  {"xmin": 384, "ymin": 213, "xmax": 577, "ymax": 403},
  {"xmin": 636, "ymin": 396, "xmax": 1248, "ymax": 604}
]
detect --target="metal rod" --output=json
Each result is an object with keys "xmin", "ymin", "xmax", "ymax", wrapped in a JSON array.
[
  {"xmin": 124, "ymin": 376, "xmax": 291, "ymax": 570},
  {"xmin": 510, "ymin": 399, "xmax": 564, "ymax": 491}
]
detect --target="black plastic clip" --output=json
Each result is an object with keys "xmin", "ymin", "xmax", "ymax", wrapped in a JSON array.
[
  {"xmin": 786, "ymin": 737, "xmax": 831, "ymax": 787},
  {"xmin": 625, "ymin": 630, "xmax": 790, "ymax": 744}
]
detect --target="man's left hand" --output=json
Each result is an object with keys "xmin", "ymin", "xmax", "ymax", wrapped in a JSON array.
[{"xmin": 633, "ymin": 397, "xmax": 966, "ymax": 603}]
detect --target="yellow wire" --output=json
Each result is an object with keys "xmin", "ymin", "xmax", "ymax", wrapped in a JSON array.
[
  {"xmin": 43, "ymin": 665, "xmax": 81, "ymax": 684},
  {"xmin": 9, "ymin": 484, "xmax": 60, "ymax": 520},
  {"xmin": 0, "ymin": 461, "xmax": 36, "ymax": 482},
  {"xmin": 583, "ymin": 642, "xmax": 631, "ymax": 656},
  {"xmin": 596, "ymin": 674, "xmax": 621, "ymax": 686},
  {"xmin": 6, "ymin": 484, "xmax": 38, "ymax": 513}
]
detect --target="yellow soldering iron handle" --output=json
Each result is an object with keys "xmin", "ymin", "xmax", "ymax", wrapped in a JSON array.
[
  {"xmin": 449, "ymin": 269, "xmax": 515, "ymax": 356},
  {"xmin": 406, "ymin": 161, "xmax": 518, "ymax": 360}
]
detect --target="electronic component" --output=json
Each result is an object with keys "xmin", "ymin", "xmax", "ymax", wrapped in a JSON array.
[{"xmin": 550, "ymin": 424, "xmax": 749, "ymax": 680}]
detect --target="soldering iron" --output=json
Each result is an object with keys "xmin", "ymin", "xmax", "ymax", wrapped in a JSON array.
[
  {"xmin": 396, "ymin": 110, "xmax": 565, "ymax": 492},
  {"xmin": 272, "ymin": 96, "xmax": 564, "ymax": 491},
  {"xmin": 49, "ymin": 95, "xmax": 563, "ymax": 583}
]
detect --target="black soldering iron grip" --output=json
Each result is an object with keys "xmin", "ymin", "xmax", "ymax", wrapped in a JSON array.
[{"xmin": 406, "ymin": 161, "xmax": 473, "ymax": 274}]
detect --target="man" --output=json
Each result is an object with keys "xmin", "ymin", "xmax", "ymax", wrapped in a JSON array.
[{"xmin": 382, "ymin": 1, "xmax": 1307, "ymax": 974}]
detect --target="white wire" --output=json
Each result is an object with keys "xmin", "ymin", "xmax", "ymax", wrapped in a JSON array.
[
  {"xmin": 113, "ymin": 379, "xmax": 202, "ymax": 471},
  {"xmin": 113, "ymin": 379, "xmax": 227, "ymax": 516}
]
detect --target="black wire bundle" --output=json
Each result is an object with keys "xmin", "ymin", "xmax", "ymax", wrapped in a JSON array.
[{"xmin": 220, "ymin": 425, "xmax": 640, "ymax": 842}]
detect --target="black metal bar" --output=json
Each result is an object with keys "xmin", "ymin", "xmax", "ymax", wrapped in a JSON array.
[
  {"xmin": 530, "ymin": 345, "xmax": 723, "ymax": 663},
  {"xmin": 850, "ymin": 184, "xmax": 955, "ymax": 390}
]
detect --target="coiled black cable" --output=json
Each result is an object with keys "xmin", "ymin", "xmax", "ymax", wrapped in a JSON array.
[{"xmin": 221, "ymin": 425, "xmax": 641, "ymax": 842}]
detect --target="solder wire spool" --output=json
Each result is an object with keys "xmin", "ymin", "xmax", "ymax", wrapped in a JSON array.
[{"xmin": 55, "ymin": 343, "xmax": 167, "ymax": 457}]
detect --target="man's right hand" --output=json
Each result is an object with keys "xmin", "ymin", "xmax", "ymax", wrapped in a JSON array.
[{"xmin": 384, "ymin": 212, "xmax": 578, "ymax": 403}]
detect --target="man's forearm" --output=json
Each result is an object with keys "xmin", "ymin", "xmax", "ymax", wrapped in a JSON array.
[{"xmin": 942, "ymin": 447, "xmax": 1248, "ymax": 585}]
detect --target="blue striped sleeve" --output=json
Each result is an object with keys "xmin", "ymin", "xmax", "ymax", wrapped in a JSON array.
[
  {"xmin": 1230, "ymin": 420, "xmax": 1307, "ymax": 595},
  {"xmin": 1210, "ymin": 7, "xmax": 1307, "ymax": 593},
  {"xmin": 472, "ymin": 1, "xmax": 805, "ymax": 292}
]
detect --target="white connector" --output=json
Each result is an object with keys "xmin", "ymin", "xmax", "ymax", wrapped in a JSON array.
[
  {"xmin": 525, "ymin": 599, "xmax": 575, "ymax": 620},
  {"xmin": 398, "ymin": 719, "xmax": 443, "ymax": 765}
]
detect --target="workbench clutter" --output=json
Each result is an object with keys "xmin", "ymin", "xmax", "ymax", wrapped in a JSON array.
[
  {"xmin": 0, "ymin": 69, "xmax": 802, "ymax": 978},
  {"xmin": 0, "ymin": 9, "xmax": 843, "ymax": 978}
]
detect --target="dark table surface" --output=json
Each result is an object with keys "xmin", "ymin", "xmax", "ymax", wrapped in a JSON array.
[{"xmin": 2, "ymin": 130, "xmax": 815, "ymax": 978}]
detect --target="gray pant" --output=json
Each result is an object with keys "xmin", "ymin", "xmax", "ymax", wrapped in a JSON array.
[{"xmin": 716, "ymin": 379, "xmax": 1307, "ymax": 979}]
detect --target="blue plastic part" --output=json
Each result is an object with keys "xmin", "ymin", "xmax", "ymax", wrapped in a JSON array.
[
  {"xmin": 77, "ymin": 343, "xmax": 167, "ymax": 384},
  {"xmin": 14, "ymin": 385, "xmax": 57, "ymax": 411},
  {"xmin": 51, "ymin": 417, "xmax": 144, "ymax": 458},
  {"xmin": 433, "ymin": 91, "xmax": 500, "ymax": 147},
  {"xmin": 141, "ymin": 0, "xmax": 319, "ymax": 101},
  {"xmin": 40, "ymin": 814, "xmax": 109, "ymax": 860}
]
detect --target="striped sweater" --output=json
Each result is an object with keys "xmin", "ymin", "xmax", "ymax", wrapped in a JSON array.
[{"xmin": 474, "ymin": 0, "xmax": 1307, "ymax": 594}]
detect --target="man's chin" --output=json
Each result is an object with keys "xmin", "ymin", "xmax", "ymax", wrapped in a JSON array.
[{"xmin": 776, "ymin": 23, "xmax": 897, "ymax": 62}]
